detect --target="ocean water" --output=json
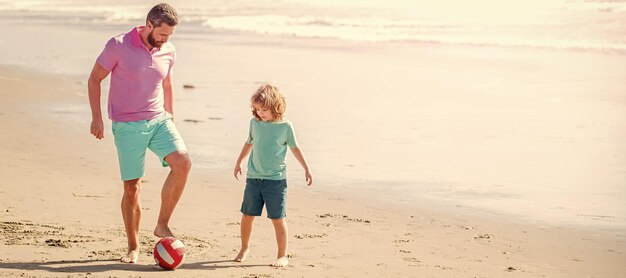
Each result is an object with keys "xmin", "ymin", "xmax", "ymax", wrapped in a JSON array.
[{"xmin": 1, "ymin": 0, "xmax": 625, "ymax": 52}]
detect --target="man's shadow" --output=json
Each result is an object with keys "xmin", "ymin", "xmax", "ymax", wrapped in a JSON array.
[
  {"xmin": 0, "ymin": 259, "xmax": 158, "ymax": 274},
  {"xmin": 0, "ymin": 259, "xmax": 270, "ymax": 274}
]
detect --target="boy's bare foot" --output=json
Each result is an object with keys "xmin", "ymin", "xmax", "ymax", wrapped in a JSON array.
[
  {"xmin": 154, "ymin": 225, "xmax": 175, "ymax": 238},
  {"xmin": 270, "ymin": 256, "xmax": 289, "ymax": 267},
  {"xmin": 120, "ymin": 250, "xmax": 139, "ymax": 263},
  {"xmin": 234, "ymin": 248, "xmax": 249, "ymax": 262}
]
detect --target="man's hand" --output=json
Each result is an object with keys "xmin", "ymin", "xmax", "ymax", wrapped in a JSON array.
[{"xmin": 90, "ymin": 119, "xmax": 104, "ymax": 139}]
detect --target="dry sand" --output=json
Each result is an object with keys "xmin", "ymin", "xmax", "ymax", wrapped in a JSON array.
[{"xmin": 0, "ymin": 63, "xmax": 625, "ymax": 277}]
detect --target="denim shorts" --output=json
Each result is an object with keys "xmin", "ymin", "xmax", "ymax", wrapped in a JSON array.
[
  {"xmin": 240, "ymin": 178, "xmax": 288, "ymax": 219},
  {"xmin": 112, "ymin": 113, "xmax": 187, "ymax": 181}
]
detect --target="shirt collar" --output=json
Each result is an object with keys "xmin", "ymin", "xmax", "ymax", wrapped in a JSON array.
[{"xmin": 130, "ymin": 26, "xmax": 145, "ymax": 48}]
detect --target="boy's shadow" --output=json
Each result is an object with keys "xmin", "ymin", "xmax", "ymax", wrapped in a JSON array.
[
  {"xmin": 184, "ymin": 260, "xmax": 268, "ymax": 270},
  {"xmin": 0, "ymin": 259, "xmax": 270, "ymax": 274}
]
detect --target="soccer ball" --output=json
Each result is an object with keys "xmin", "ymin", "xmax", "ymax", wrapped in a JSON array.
[{"xmin": 153, "ymin": 237, "xmax": 185, "ymax": 270}]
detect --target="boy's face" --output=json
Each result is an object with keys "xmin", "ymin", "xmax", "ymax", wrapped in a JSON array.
[{"xmin": 253, "ymin": 102, "xmax": 275, "ymax": 122}]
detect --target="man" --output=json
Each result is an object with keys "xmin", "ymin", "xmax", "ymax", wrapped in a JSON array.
[{"xmin": 87, "ymin": 3, "xmax": 191, "ymax": 264}]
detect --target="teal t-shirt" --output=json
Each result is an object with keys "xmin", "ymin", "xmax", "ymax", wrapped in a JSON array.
[{"xmin": 246, "ymin": 118, "xmax": 299, "ymax": 180}]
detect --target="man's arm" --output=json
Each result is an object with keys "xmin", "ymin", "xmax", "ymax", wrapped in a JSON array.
[
  {"xmin": 163, "ymin": 72, "xmax": 174, "ymax": 119},
  {"xmin": 88, "ymin": 62, "xmax": 111, "ymax": 140}
]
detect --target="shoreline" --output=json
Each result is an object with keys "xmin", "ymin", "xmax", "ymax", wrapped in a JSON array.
[{"xmin": 3, "ymin": 5, "xmax": 626, "ymax": 56}]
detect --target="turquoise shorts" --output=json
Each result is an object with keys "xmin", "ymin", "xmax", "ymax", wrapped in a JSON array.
[
  {"xmin": 112, "ymin": 113, "xmax": 187, "ymax": 181},
  {"xmin": 241, "ymin": 178, "xmax": 288, "ymax": 219}
]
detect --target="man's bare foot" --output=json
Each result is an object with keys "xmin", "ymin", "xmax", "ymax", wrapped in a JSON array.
[
  {"xmin": 270, "ymin": 256, "xmax": 289, "ymax": 267},
  {"xmin": 154, "ymin": 225, "xmax": 175, "ymax": 238},
  {"xmin": 120, "ymin": 250, "xmax": 139, "ymax": 263},
  {"xmin": 234, "ymin": 248, "xmax": 250, "ymax": 262}
]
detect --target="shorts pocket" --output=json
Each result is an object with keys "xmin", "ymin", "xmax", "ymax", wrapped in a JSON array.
[{"xmin": 112, "ymin": 122, "xmax": 139, "ymax": 136}]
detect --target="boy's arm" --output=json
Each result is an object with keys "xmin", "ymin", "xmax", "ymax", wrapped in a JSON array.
[
  {"xmin": 88, "ymin": 62, "xmax": 111, "ymax": 140},
  {"xmin": 234, "ymin": 143, "xmax": 253, "ymax": 179},
  {"xmin": 290, "ymin": 147, "xmax": 313, "ymax": 186}
]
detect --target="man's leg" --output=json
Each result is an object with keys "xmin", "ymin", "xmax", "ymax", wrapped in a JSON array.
[
  {"xmin": 154, "ymin": 151, "xmax": 191, "ymax": 238},
  {"xmin": 121, "ymin": 178, "xmax": 142, "ymax": 263}
]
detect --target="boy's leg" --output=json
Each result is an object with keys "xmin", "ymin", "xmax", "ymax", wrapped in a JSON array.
[
  {"xmin": 121, "ymin": 178, "xmax": 142, "ymax": 263},
  {"xmin": 235, "ymin": 214, "xmax": 255, "ymax": 262},
  {"xmin": 270, "ymin": 218, "xmax": 289, "ymax": 267},
  {"xmin": 261, "ymin": 179, "xmax": 289, "ymax": 267},
  {"xmin": 154, "ymin": 151, "xmax": 191, "ymax": 238},
  {"xmin": 237, "ymin": 179, "xmax": 263, "ymax": 262}
]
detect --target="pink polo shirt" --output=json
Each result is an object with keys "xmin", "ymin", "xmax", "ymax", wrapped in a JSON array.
[{"xmin": 96, "ymin": 26, "xmax": 176, "ymax": 122}]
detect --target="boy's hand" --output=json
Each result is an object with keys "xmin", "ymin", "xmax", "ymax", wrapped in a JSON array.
[
  {"xmin": 305, "ymin": 170, "xmax": 313, "ymax": 186},
  {"xmin": 234, "ymin": 164, "xmax": 243, "ymax": 180}
]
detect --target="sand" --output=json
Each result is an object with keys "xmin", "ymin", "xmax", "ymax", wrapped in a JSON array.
[
  {"xmin": 0, "ymin": 8, "xmax": 625, "ymax": 275},
  {"xmin": 0, "ymin": 59, "xmax": 625, "ymax": 277}
]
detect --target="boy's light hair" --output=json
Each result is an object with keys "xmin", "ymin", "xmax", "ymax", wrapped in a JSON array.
[{"xmin": 251, "ymin": 84, "xmax": 286, "ymax": 121}]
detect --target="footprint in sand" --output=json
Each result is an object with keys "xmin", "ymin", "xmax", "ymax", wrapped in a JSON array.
[
  {"xmin": 474, "ymin": 234, "xmax": 493, "ymax": 239},
  {"xmin": 317, "ymin": 213, "xmax": 371, "ymax": 223},
  {"xmin": 434, "ymin": 264, "xmax": 454, "ymax": 270},
  {"xmin": 294, "ymin": 233, "xmax": 327, "ymax": 239},
  {"xmin": 1, "ymin": 221, "xmax": 99, "ymax": 248},
  {"xmin": 403, "ymin": 257, "xmax": 422, "ymax": 267},
  {"xmin": 44, "ymin": 239, "xmax": 70, "ymax": 248},
  {"xmin": 246, "ymin": 274, "xmax": 274, "ymax": 278}
]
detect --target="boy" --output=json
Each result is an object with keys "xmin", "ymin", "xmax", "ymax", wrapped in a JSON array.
[{"xmin": 233, "ymin": 84, "xmax": 313, "ymax": 267}]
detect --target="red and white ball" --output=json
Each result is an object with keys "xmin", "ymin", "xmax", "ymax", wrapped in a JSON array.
[{"xmin": 153, "ymin": 237, "xmax": 185, "ymax": 270}]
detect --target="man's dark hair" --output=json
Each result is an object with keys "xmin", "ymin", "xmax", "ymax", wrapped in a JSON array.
[{"xmin": 147, "ymin": 3, "xmax": 178, "ymax": 27}]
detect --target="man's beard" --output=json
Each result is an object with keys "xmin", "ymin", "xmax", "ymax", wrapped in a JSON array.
[{"xmin": 148, "ymin": 30, "xmax": 164, "ymax": 48}]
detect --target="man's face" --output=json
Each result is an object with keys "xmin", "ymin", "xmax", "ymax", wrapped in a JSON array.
[{"xmin": 147, "ymin": 21, "xmax": 176, "ymax": 48}]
